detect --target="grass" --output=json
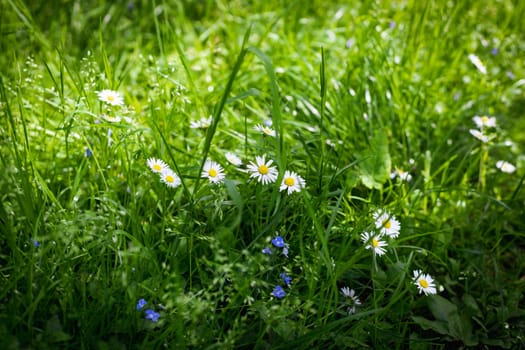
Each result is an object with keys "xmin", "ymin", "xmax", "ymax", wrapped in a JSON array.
[{"xmin": 1, "ymin": 0, "xmax": 524, "ymax": 348}]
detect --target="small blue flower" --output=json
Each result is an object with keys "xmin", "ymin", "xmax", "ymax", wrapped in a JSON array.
[
  {"xmin": 280, "ymin": 272, "xmax": 291, "ymax": 286},
  {"xmin": 31, "ymin": 239, "xmax": 40, "ymax": 248},
  {"xmin": 262, "ymin": 247, "xmax": 272, "ymax": 255},
  {"xmin": 272, "ymin": 285, "xmax": 286, "ymax": 299},
  {"xmin": 136, "ymin": 298, "xmax": 147, "ymax": 311},
  {"xmin": 491, "ymin": 47, "xmax": 498, "ymax": 55},
  {"xmin": 85, "ymin": 148, "xmax": 93, "ymax": 157},
  {"xmin": 145, "ymin": 309, "xmax": 160, "ymax": 322},
  {"xmin": 389, "ymin": 21, "xmax": 396, "ymax": 29},
  {"xmin": 271, "ymin": 236, "xmax": 285, "ymax": 248}
]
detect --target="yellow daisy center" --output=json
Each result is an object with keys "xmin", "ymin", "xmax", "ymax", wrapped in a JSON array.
[
  {"xmin": 372, "ymin": 239, "xmax": 379, "ymax": 248},
  {"xmin": 481, "ymin": 116, "xmax": 489, "ymax": 124},
  {"xmin": 107, "ymin": 95, "xmax": 115, "ymax": 102},
  {"xmin": 284, "ymin": 177, "xmax": 295, "ymax": 186},
  {"xmin": 263, "ymin": 128, "xmax": 272, "ymax": 135},
  {"xmin": 383, "ymin": 220, "xmax": 391, "ymax": 229},
  {"xmin": 153, "ymin": 164, "xmax": 162, "ymax": 172},
  {"xmin": 258, "ymin": 164, "xmax": 269, "ymax": 175},
  {"xmin": 419, "ymin": 279, "xmax": 429, "ymax": 288},
  {"xmin": 166, "ymin": 175, "xmax": 174, "ymax": 183},
  {"xmin": 209, "ymin": 169, "xmax": 217, "ymax": 178}
]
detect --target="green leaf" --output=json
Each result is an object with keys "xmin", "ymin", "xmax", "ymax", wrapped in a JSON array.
[
  {"xmin": 226, "ymin": 88, "xmax": 262, "ymax": 103},
  {"xmin": 448, "ymin": 312, "xmax": 477, "ymax": 346},
  {"xmin": 45, "ymin": 314, "xmax": 72, "ymax": 343},
  {"xmin": 358, "ymin": 129, "xmax": 391, "ymax": 189},
  {"xmin": 224, "ymin": 179, "xmax": 243, "ymax": 208},
  {"xmin": 411, "ymin": 316, "xmax": 449, "ymax": 335},
  {"xmin": 462, "ymin": 294, "xmax": 482, "ymax": 318},
  {"xmin": 427, "ymin": 295, "xmax": 478, "ymax": 346},
  {"xmin": 480, "ymin": 336, "xmax": 510, "ymax": 348},
  {"xmin": 427, "ymin": 295, "xmax": 458, "ymax": 322}
]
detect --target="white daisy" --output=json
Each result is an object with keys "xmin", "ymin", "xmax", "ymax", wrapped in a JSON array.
[
  {"xmin": 390, "ymin": 168, "xmax": 412, "ymax": 182},
  {"xmin": 101, "ymin": 114, "xmax": 122, "ymax": 123},
  {"xmin": 496, "ymin": 160, "xmax": 516, "ymax": 173},
  {"xmin": 413, "ymin": 269, "xmax": 437, "ymax": 296},
  {"xmin": 97, "ymin": 89, "xmax": 124, "ymax": 106},
  {"xmin": 279, "ymin": 170, "xmax": 306, "ymax": 195},
  {"xmin": 341, "ymin": 287, "xmax": 361, "ymax": 304},
  {"xmin": 190, "ymin": 116, "xmax": 213, "ymax": 129},
  {"xmin": 160, "ymin": 169, "xmax": 181, "ymax": 188},
  {"xmin": 469, "ymin": 129, "xmax": 489, "ymax": 143},
  {"xmin": 225, "ymin": 152, "xmax": 242, "ymax": 166},
  {"xmin": 254, "ymin": 124, "xmax": 276, "ymax": 137},
  {"xmin": 372, "ymin": 210, "xmax": 401, "ymax": 238},
  {"xmin": 360, "ymin": 231, "xmax": 387, "ymax": 256},
  {"xmin": 247, "ymin": 155, "xmax": 278, "ymax": 185},
  {"xmin": 473, "ymin": 115, "xmax": 496, "ymax": 129},
  {"xmin": 341, "ymin": 286, "xmax": 361, "ymax": 314},
  {"xmin": 202, "ymin": 159, "xmax": 225, "ymax": 184},
  {"xmin": 468, "ymin": 54, "xmax": 487, "ymax": 75},
  {"xmin": 147, "ymin": 158, "xmax": 169, "ymax": 174}
]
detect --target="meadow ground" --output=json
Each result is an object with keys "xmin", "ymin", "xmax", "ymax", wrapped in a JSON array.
[{"xmin": 1, "ymin": 0, "xmax": 524, "ymax": 348}]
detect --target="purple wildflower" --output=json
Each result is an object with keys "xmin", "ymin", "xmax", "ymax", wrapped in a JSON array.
[
  {"xmin": 272, "ymin": 285, "xmax": 286, "ymax": 299},
  {"xmin": 280, "ymin": 272, "xmax": 291, "ymax": 286},
  {"xmin": 145, "ymin": 309, "xmax": 160, "ymax": 322},
  {"xmin": 271, "ymin": 236, "xmax": 285, "ymax": 248},
  {"xmin": 136, "ymin": 298, "xmax": 147, "ymax": 311}
]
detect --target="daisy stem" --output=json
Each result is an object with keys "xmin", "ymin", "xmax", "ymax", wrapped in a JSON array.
[
  {"xmin": 371, "ymin": 264, "xmax": 379, "ymax": 343},
  {"xmin": 160, "ymin": 187, "xmax": 166, "ymax": 243},
  {"xmin": 479, "ymin": 143, "xmax": 487, "ymax": 191},
  {"xmin": 372, "ymin": 252, "xmax": 378, "ymax": 272},
  {"xmin": 255, "ymin": 183, "xmax": 262, "ymax": 229}
]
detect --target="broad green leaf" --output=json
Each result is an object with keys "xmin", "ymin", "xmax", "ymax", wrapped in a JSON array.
[
  {"xmin": 411, "ymin": 316, "xmax": 449, "ymax": 335},
  {"xmin": 462, "ymin": 294, "xmax": 482, "ymax": 318},
  {"xmin": 46, "ymin": 314, "xmax": 72, "ymax": 343},
  {"xmin": 447, "ymin": 312, "xmax": 477, "ymax": 346},
  {"xmin": 427, "ymin": 295, "xmax": 457, "ymax": 322},
  {"xmin": 427, "ymin": 295, "xmax": 478, "ymax": 346},
  {"xmin": 358, "ymin": 129, "xmax": 391, "ymax": 189}
]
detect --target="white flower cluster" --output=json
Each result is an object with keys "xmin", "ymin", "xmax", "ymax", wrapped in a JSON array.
[{"xmin": 147, "ymin": 158, "xmax": 181, "ymax": 188}]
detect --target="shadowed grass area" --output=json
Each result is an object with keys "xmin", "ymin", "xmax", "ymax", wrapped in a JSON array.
[{"xmin": 1, "ymin": 0, "xmax": 524, "ymax": 348}]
